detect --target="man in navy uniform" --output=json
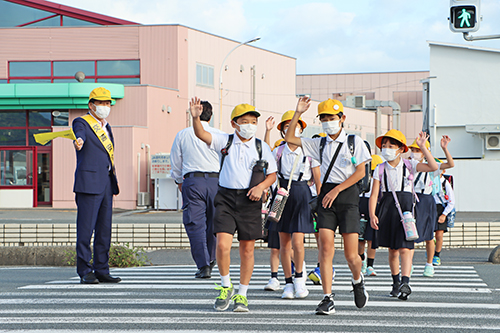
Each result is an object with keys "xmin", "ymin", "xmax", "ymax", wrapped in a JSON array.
[
  {"xmin": 73, "ymin": 87, "xmax": 121, "ymax": 284},
  {"xmin": 170, "ymin": 100, "xmax": 224, "ymax": 278}
]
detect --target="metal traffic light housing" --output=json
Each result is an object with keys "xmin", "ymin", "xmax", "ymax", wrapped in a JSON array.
[{"xmin": 449, "ymin": 0, "xmax": 480, "ymax": 33}]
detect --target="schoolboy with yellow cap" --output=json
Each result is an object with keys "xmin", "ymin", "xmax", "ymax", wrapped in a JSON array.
[
  {"xmin": 369, "ymin": 130, "xmax": 438, "ymax": 301},
  {"xmin": 407, "ymin": 135, "xmax": 455, "ymax": 277},
  {"xmin": 263, "ymin": 110, "xmax": 321, "ymax": 299},
  {"xmin": 189, "ymin": 97, "xmax": 277, "ymax": 313},
  {"xmin": 72, "ymin": 87, "xmax": 120, "ymax": 285},
  {"xmin": 284, "ymin": 97, "xmax": 372, "ymax": 315},
  {"xmin": 358, "ymin": 154, "xmax": 384, "ymax": 277}
]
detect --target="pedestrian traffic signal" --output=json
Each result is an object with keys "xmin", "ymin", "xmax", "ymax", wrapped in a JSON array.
[{"xmin": 449, "ymin": 0, "xmax": 480, "ymax": 33}]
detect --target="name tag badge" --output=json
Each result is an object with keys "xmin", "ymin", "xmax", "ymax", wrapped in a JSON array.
[{"xmin": 339, "ymin": 154, "xmax": 351, "ymax": 168}]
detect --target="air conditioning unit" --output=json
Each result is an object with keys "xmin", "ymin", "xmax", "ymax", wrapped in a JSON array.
[
  {"xmin": 486, "ymin": 134, "xmax": 500, "ymax": 150},
  {"xmin": 345, "ymin": 95, "xmax": 366, "ymax": 108},
  {"xmin": 137, "ymin": 192, "xmax": 151, "ymax": 206}
]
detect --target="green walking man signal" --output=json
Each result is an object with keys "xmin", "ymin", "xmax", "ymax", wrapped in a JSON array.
[{"xmin": 449, "ymin": 0, "xmax": 480, "ymax": 33}]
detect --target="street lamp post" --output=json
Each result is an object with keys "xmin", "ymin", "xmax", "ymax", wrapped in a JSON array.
[{"xmin": 218, "ymin": 37, "xmax": 260, "ymax": 129}]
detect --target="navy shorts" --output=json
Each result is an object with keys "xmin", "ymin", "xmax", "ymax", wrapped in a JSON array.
[
  {"xmin": 316, "ymin": 183, "xmax": 360, "ymax": 234},
  {"xmin": 213, "ymin": 186, "xmax": 262, "ymax": 241}
]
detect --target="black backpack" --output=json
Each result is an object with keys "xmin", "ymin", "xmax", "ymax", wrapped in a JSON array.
[
  {"xmin": 319, "ymin": 134, "xmax": 371, "ymax": 194},
  {"xmin": 220, "ymin": 134, "xmax": 262, "ymax": 169}
]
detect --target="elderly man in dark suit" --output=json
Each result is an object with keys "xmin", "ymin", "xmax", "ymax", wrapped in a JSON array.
[{"xmin": 73, "ymin": 87, "xmax": 121, "ymax": 284}]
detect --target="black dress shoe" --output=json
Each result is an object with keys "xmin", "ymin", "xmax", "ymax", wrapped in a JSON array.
[
  {"xmin": 96, "ymin": 274, "xmax": 121, "ymax": 283},
  {"xmin": 195, "ymin": 265, "xmax": 212, "ymax": 279},
  {"xmin": 210, "ymin": 260, "xmax": 216, "ymax": 270},
  {"xmin": 80, "ymin": 272, "xmax": 99, "ymax": 284}
]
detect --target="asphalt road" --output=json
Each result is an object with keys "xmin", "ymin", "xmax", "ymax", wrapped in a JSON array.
[{"xmin": 0, "ymin": 248, "xmax": 499, "ymax": 332}]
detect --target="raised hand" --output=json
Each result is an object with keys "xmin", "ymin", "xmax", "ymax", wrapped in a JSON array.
[
  {"xmin": 189, "ymin": 97, "xmax": 203, "ymax": 118},
  {"xmin": 440, "ymin": 135, "xmax": 451, "ymax": 150},
  {"xmin": 295, "ymin": 96, "xmax": 311, "ymax": 114},
  {"xmin": 265, "ymin": 116, "xmax": 275, "ymax": 131},
  {"xmin": 416, "ymin": 131, "xmax": 430, "ymax": 150}
]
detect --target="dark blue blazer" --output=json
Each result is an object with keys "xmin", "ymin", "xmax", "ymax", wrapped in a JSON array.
[{"xmin": 72, "ymin": 116, "xmax": 119, "ymax": 195}]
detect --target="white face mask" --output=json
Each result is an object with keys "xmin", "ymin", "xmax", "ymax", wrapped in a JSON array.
[
  {"xmin": 93, "ymin": 104, "xmax": 110, "ymax": 119},
  {"xmin": 410, "ymin": 152, "xmax": 423, "ymax": 161},
  {"xmin": 321, "ymin": 120, "xmax": 341, "ymax": 135},
  {"xmin": 381, "ymin": 148, "xmax": 400, "ymax": 162},
  {"xmin": 284, "ymin": 128, "xmax": 302, "ymax": 137},
  {"xmin": 236, "ymin": 123, "xmax": 257, "ymax": 139}
]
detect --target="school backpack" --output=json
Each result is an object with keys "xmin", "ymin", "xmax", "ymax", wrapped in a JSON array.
[
  {"xmin": 443, "ymin": 174, "xmax": 454, "ymax": 189},
  {"xmin": 220, "ymin": 134, "xmax": 262, "ymax": 168},
  {"xmin": 319, "ymin": 134, "xmax": 372, "ymax": 194}
]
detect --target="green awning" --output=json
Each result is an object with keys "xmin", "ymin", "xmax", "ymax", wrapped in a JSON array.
[{"xmin": 0, "ymin": 83, "xmax": 124, "ymax": 110}]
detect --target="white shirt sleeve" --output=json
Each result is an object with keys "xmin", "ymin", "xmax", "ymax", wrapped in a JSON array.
[
  {"xmin": 300, "ymin": 137, "xmax": 322, "ymax": 162},
  {"xmin": 353, "ymin": 135, "xmax": 372, "ymax": 167},
  {"xmin": 262, "ymin": 141, "xmax": 278, "ymax": 174},
  {"xmin": 442, "ymin": 180, "xmax": 455, "ymax": 216},
  {"xmin": 210, "ymin": 132, "xmax": 230, "ymax": 152},
  {"xmin": 311, "ymin": 157, "xmax": 320, "ymax": 168},
  {"xmin": 169, "ymin": 132, "xmax": 183, "ymax": 183},
  {"xmin": 373, "ymin": 164, "xmax": 382, "ymax": 181}
]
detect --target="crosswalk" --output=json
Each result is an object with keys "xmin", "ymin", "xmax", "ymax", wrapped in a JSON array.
[{"xmin": 1, "ymin": 264, "xmax": 499, "ymax": 332}]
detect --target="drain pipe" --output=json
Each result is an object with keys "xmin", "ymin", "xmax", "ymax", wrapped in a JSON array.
[
  {"xmin": 145, "ymin": 144, "xmax": 151, "ymax": 200},
  {"xmin": 137, "ymin": 152, "xmax": 141, "ymax": 195}
]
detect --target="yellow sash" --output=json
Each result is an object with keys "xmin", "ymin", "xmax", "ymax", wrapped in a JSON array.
[{"xmin": 81, "ymin": 114, "xmax": 114, "ymax": 166}]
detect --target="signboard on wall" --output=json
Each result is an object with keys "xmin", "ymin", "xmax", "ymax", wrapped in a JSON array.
[{"xmin": 151, "ymin": 153, "xmax": 171, "ymax": 179}]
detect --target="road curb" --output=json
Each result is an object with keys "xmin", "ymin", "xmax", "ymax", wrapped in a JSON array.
[{"xmin": 0, "ymin": 246, "xmax": 73, "ymax": 266}]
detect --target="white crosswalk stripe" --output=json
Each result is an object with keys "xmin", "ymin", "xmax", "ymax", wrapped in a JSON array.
[{"xmin": 1, "ymin": 264, "xmax": 499, "ymax": 332}]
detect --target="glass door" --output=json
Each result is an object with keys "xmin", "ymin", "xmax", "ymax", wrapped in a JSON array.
[{"xmin": 36, "ymin": 151, "xmax": 51, "ymax": 205}]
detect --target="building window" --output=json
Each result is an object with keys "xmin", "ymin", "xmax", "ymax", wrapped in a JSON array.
[
  {"xmin": 0, "ymin": 110, "xmax": 68, "ymax": 147},
  {"xmin": 196, "ymin": 63, "xmax": 214, "ymax": 88},
  {"xmin": 0, "ymin": 149, "xmax": 34, "ymax": 186},
  {"xmin": 6, "ymin": 60, "xmax": 140, "ymax": 84}
]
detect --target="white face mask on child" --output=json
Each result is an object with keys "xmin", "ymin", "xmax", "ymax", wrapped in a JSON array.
[
  {"xmin": 236, "ymin": 123, "xmax": 257, "ymax": 139},
  {"xmin": 321, "ymin": 120, "xmax": 341, "ymax": 135},
  {"xmin": 381, "ymin": 148, "xmax": 400, "ymax": 162},
  {"xmin": 410, "ymin": 152, "xmax": 423, "ymax": 161},
  {"xmin": 285, "ymin": 128, "xmax": 302, "ymax": 137}
]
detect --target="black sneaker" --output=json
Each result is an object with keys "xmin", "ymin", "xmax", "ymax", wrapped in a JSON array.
[
  {"xmin": 315, "ymin": 294, "xmax": 335, "ymax": 315},
  {"xmin": 389, "ymin": 282, "xmax": 401, "ymax": 297},
  {"xmin": 398, "ymin": 282, "xmax": 412, "ymax": 301},
  {"xmin": 351, "ymin": 277, "xmax": 369, "ymax": 308}
]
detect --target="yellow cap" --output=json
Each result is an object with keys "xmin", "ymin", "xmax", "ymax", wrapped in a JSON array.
[
  {"xmin": 408, "ymin": 139, "xmax": 430, "ymax": 150},
  {"xmin": 277, "ymin": 110, "xmax": 307, "ymax": 131},
  {"xmin": 376, "ymin": 129, "xmax": 408, "ymax": 153},
  {"xmin": 231, "ymin": 103, "xmax": 260, "ymax": 120},
  {"xmin": 318, "ymin": 99, "xmax": 343, "ymax": 116},
  {"xmin": 89, "ymin": 87, "xmax": 115, "ymax": 102},
  {"xmin": 272, "ymin": 139, "xmax": 284, "ymax": 151},
  {"xmin": 371, "ymin": 154, "xmax": 383, "ymax": 170}
]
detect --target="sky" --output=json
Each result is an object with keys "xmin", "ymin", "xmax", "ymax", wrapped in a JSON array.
[{"xmin": 55, "ymin": 0, "xmax": 500, "ymax": 74}]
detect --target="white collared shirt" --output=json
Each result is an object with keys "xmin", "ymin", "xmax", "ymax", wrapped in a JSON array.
[
  {"xmin": 301, "ymin": 130, "xmax": 371, "ymax": 184},
  {"xmin": 210, "ymin": 132, "xmax": 277, "ymax": 189},
  {"xmin": 373, "ymin": 159, "xmax": 419, "ymax": 193},
  {"xmin": 170, "ymin": 122, "xmax": 225, "ymax": 184},
  {"xmin": 413, "ymin": 162, "xmax": 442, "ymax": 195},
  {"xmin": 88, "ymin": 112, "xmax": 109, "ymax": 139},
  {"xmin": 273, "ymin": 143, "xmax": 320, "ymax": 181},
  {"xmin": 433, "ymin": 176, "xmax": 455, "ymax": 216}
]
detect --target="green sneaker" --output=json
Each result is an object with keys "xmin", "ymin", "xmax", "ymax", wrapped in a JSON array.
[
  {"xmin": 432, "ymin": 256, "xmax": 441, "ymax": 266},
  {"xmin": 214, "ymin": 284, "xmax": 234, "ymax": 311},
  {"xmin": 232, "ymin": 294, "xmax": 249, "ymax": 312},
  {"xmin": 423, "ymin": 265, "xmax": 434, "ymax": 277}
]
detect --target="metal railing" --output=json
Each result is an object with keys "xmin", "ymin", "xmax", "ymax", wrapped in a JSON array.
[{"xmin": 1, "ymin": 222, "xmax": 499, "ymax": 249}]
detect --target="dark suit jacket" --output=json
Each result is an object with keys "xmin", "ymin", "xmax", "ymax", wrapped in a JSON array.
[{"xmin": 72, "ymin": 116, "xmax": 119, "ymax": 195}]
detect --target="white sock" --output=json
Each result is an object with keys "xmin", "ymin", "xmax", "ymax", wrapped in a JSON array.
[
  {"xmin": 324, "ymin": 293, "xmax": 332, "ymax": 298},
  {"xmin": 425, "ymin": 263, "xmax": 432, "ymax": 267},
  {"xmin": 238, "ymin": 284, "xmax": 249, "ymax": 297},
  {"xmin": 221, "ymin": 274, "xmax": 231, "ymax": 288},
  {"xmin": 352, "ymin": 276, "xmax": 362, "ymax": 285}
]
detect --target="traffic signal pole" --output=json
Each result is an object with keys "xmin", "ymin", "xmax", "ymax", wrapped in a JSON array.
[{"xmin": 463, "ymin": 32, "xmax": 500, "ymax": 41}]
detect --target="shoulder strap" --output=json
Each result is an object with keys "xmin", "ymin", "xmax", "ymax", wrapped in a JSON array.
[
  {"xmin": 347, "ymin": 134, "xmax": 355, "ymax": 156},
  {"xmin": 220, "ymin": 134, "xmax": 234, "ymax": 169},
  {"xmin": 297, "ymin": 155, "xmax": 307, "ymax": 182},
  {"xmin": 255, "ymin": 138, "xmax": 262, "ymax": 160},
  {"xmin": 322, "ymin": 142, "xmax": 343, "ymax": 185},
  {"xmin": 276, "ymin": 144, "xmax": 286, "ymax": 179},
  {"xmin": 319, "ymin": 136, "xmax": 327, "ymax": 164}
]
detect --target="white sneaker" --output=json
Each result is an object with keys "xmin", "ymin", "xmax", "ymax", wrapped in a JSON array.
[
  {"xmin": 294, "ymin": 277, "xmax": 309, "ymax": 299},
  {"xmin": 264, "ymin": 278, "xmax": 280, "ymax": 291},
  {"xmin": 281, "ymin": 283, "xmax": 295, "ymax": 299}
]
